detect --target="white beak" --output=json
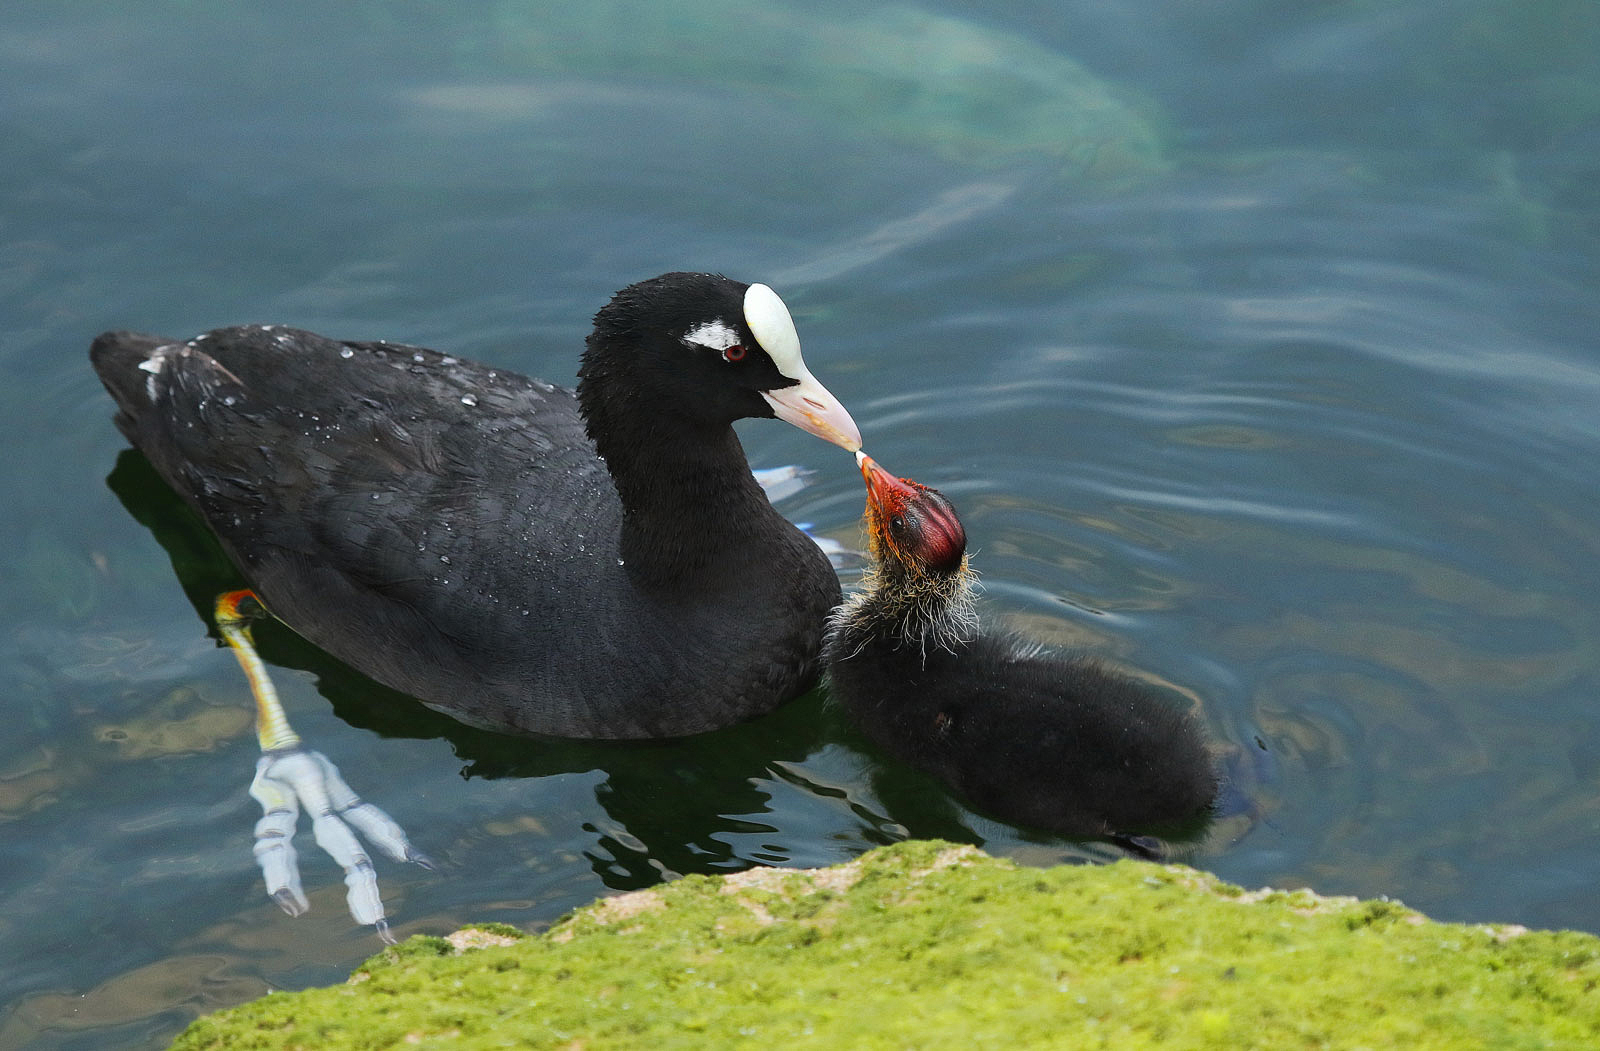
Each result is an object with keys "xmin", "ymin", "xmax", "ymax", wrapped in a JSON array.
[{"xmin": 761, "ymin": 368, "xmax": 862, "ymax": 452}]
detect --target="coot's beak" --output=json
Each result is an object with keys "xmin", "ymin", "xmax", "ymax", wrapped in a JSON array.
[
  {"xmin": 744, "ymin": 282, "xmax": 861, "ymax": 451},
  {"xmin": 762, "ymin": 372, "xmax": 862, "ymax": 452}
]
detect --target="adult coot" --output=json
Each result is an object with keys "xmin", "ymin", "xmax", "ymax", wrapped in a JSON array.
[
  {"xmin": 92, "ymin": 273, "xmax": 861, "ymax": 740},
  {"xmin": 824, "ymin": 453, "xmax": 1217, "ymax": 845}
]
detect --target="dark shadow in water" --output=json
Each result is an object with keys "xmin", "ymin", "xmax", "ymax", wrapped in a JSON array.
[
  {"xmin": 106, "ymin": 448, "xmax": 1229, "ymax": 887},
  {"xmin": 106, "ymin": 449, "xmax": 852, "ymax": 885}
]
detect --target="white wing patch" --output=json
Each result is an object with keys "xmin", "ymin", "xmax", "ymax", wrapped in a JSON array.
[
  {"xmin": 744, "ymin": 283, "xmax": 804, "ymax": 380},
  {"xmin": 681, "ymin": 319, "xmax": 743, "ymax": 353},
  {"xmin": 138, "ymin": 343, "xmax": 182, "ymax": 401}
]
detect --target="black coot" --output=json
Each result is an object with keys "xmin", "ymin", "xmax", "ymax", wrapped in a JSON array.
[
  {"xmin": 824, "ymin": 453, "xmax": 1217, "ymax": 842},
  {"xmin": 92, "ymin": 272, "xmax": 861, "ymax": 739}
]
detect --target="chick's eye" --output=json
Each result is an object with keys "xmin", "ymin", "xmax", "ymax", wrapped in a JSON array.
[
  {"xmin": 722, "ymin": 344, "xmax": 747, "ymax": 362},
  {"xmin": 889, "ymin": 515, "xmax": 907, "ymax": 535}
]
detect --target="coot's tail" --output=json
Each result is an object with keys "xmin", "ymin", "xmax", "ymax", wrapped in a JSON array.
[{"xmin": 90, "ymin": 330, "xmax": 172, "ymax": 441}]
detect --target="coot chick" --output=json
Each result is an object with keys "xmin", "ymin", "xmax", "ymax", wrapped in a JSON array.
[
  {"xmin": 92, "ymin": 273, "xmax": 861, "ymax": 739},
  {"xmin": 824, "ymin": 453, "xmax": 1217, "ymax": 843}
]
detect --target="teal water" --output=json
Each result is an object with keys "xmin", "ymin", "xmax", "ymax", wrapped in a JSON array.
[{"xmin": 5, "ymin": 1, "xmax": 1600, "ymax": 1046}]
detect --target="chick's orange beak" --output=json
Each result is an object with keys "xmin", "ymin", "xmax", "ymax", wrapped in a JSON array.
[{"xmin": 856, "ymin": 450, "xmax": 915, "ymax": 517}]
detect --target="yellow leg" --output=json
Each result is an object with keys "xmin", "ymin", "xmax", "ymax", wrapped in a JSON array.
[{"xmin": 215, "ymin": 590, "xmax": 301, "ymax": 751}]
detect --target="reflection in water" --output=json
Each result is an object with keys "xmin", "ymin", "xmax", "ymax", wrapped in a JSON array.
[
  {"xmin": 102, "ymin": 451, "xmax": 844, "ymax": 873},
  {"xmin": 104, "ymin": 439, "xmax": 1252, "ymax": 870}
]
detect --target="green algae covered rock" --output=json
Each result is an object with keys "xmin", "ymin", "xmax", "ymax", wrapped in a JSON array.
[{"xmin": 171, "ymin": 841, "xmax": 1600, "ymax": 1050}]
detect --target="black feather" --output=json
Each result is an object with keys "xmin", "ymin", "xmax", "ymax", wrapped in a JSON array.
[{"xmin": 90, "ymin": 274, "xmax": 840, "ymax": 739}]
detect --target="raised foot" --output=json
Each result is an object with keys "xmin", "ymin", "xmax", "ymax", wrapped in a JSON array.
[
  {"xmin": 217, "ymin": 590, "xmax": 432, "ymax": 943},
  {"xmin": 249, "ymin": 745, "xmax": 435, "ymax": 944}
]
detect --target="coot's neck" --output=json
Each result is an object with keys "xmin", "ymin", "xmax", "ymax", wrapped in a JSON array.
[
  {"xmin": 579, "ymin": 377, "xmax": 778, "ymax": 587},
  {"xmin": 827, "ymin": 558, "xmax": 978, "ymax": 660}
]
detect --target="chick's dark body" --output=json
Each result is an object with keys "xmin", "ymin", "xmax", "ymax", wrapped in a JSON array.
[
  {"xmin": 824, "ymin": 456, "xmax": 1216, "ymax": 842},
  {"xmin": 827, "ymin": 627, "xmax": 1217, "ymax": 837},
  {"xmin": 92, "ymin": 285, "xmax": 842, "ymax": 739}
]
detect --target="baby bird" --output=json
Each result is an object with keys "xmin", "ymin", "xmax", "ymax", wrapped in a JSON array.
[{"xmin": 824, "ymin": 452, "xmax": 1217, "ymax": 845}]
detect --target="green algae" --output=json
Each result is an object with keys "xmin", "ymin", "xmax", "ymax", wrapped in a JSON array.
[
  {"xmin": 444, "ymin": 0, "xmax": 1166, "ymax": 179},
  {"xmin": 171, "ymin": 840, "xmax": 1600, "ymax": 1050}
]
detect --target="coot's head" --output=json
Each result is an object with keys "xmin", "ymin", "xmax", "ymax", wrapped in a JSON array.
[
  {"xmin": 856, "ymin": 451, "xmax": 967, "ymax": 578},
  {"xmin": 580, "ymin": 272, "xmax": 860, "ymax": 451}
]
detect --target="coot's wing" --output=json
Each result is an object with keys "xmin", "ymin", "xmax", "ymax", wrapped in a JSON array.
[{"xmin": 94, "ymin": 326, "xmax": 619, "ymax": 696}]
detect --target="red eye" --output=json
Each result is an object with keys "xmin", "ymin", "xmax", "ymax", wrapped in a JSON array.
[{"xmin": 722, "ymin": 344, "xmax": 747, "ymax": 362}]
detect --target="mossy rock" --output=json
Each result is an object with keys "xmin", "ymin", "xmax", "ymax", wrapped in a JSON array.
[{"xmin": 171, "ymin": 840, "xmax": 1600, "ymax": 1049}]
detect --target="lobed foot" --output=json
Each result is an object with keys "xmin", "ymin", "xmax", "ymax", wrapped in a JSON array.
[
  {"xmin": 249, "ymin": 744, "xmax": 434, "ymax": 943},
  {"xmin": 218, "ymin": 590, "xmax": 433, "ymax": 942}
]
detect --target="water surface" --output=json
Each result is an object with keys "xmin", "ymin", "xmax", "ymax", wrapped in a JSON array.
[{"xmin": 4, "ymin": 1, "xmax": 1600, "ymax": 1047}]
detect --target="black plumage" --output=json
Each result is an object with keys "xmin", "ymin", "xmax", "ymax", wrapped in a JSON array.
[
  {"xmin": 824, "ymin": 454, "xmax": 1217, "ymax": 841},
  {"xmin": 91, "ymin": 272, "xmax": 859, "ymax": 739}
]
